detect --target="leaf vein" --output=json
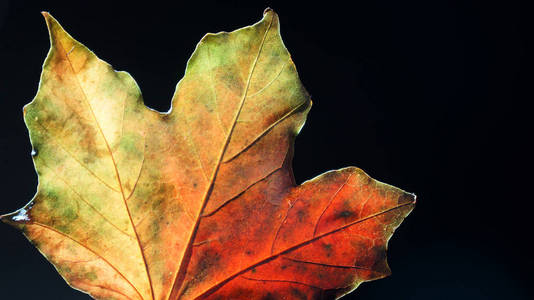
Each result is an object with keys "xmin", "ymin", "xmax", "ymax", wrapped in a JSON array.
[
  {"xmin": 201, "ymin": 165, "xmax": 283, "ymax": 218},
  {"xmin": 246, "ymin": 60, "xmax": 288, "ymax": 98},
  {"xmin": 240, "ymin": 275, "xmax": 323, "ymax": 290},
  {"xmin": 223, "ymin": 99, "xmax": 309, "ymax": 164},
  {"xmin": 281, "ymin": 257, "xmax": 372, "ymax": 271}
]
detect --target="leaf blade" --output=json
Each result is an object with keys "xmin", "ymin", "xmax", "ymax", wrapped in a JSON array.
[{"xmin": 2, "ymin": 9, "xmax": 415, "ymax": 300}]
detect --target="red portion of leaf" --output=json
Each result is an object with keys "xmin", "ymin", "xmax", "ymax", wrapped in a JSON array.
[{"xmin": 181, "ymin": 167, "xmax": 414, "ymax": 299}]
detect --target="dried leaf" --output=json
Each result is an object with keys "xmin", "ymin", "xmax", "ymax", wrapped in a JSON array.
[{"xmin": 2, "ymin": 9, "xmax": 415, "ymax": 300}]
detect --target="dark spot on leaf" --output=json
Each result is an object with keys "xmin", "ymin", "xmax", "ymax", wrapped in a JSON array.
[
  {"xmin": 63, "ymin": 206, "xmax": 78, "ymax": 221},
  {"xmin": 337, "ymin": 210, "xmax": 354, "ymax": 219},
  {"xmin": 193, "ymin": 249, "xmax": 221, "ymax": 283},
  {"xmin": 290, "ymin": 288, "xmax": 307, "ymax": 300},
  {"xmin": 322, "ymin": 243, "xmax": 333, "ymax": 257},
  {"xmin": 150, "ymin": 219, "xmax": 160, "ymax": 236},
  {"xmin": 86, "ymin": 271, "xmax": 97, "ymax": 281},
  {"xmin": 295, "ymin": 262, "xmax": 307, "ymax": 273},
  {"xmin": 152, "ymin": 197, "xmax": 164, "ymax": 210},
  {"xmin": 206, "ymin": 221, "xmax": 219, "ymax": 233},
  {"xmin": 296, "ymin": 209, "xmax": 306, "ymax": 222},
  {"xmin": 261, "ymin": 293, "xmax": 276, "ymax": 300}
]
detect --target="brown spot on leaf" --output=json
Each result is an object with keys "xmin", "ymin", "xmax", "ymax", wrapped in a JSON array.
[{"xmin": 336, "ymin": 210, "xmax": 354, "ymax": 219}]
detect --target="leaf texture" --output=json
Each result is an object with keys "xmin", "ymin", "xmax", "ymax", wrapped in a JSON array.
[{"xmin": 1, "ymin": 9, "xmax": 415, "ymax": 300}]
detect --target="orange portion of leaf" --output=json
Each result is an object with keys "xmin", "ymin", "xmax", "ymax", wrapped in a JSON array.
[{"xmin": 1, "ymin": 9, "xmax": 415, "ymax": 300}]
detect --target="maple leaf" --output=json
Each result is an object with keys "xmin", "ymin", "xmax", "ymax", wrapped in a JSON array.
[{"xmin": 1, "ymin": 8, "xmax": 415, "ymax": 300}]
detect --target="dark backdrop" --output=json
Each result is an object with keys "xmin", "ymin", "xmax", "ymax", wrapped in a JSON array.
[{"xmin": 0, "ymin": 0, "xmax": 531, "ymax": 299}]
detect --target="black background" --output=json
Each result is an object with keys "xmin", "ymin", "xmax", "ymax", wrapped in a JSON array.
[{"xmin": 0, "ymin": 0, "xmax": 531, "ymax": 299}]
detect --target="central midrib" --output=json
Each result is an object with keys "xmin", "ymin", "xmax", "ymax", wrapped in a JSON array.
[{"xmin": 166, "ymin": 12, "xmax": 275, "ymax": 300}]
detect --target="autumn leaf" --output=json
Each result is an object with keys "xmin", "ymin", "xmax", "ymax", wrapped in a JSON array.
[{"xmin": 1, "ymin": 8, "xmax": 415, "ymax": 300}]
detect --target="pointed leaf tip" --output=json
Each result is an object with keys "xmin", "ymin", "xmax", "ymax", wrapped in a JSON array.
[
  {"xmin": 0, "ymin": 210, "xmax": 28, "ymax": 228},
  {"xmin": 41, "ymin": 11, "xmax": 55, "ymax": 34},
  {"xmin": 407, "ymin": 193, "xmax": 417, "ymax": 206},
  {"xmin": 41, "ymin": 11, "xmax": 53, "ymax": 25},
  {"xmin": 39, "ymin": 13, "xmax": 72, "ymax": 47}
]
